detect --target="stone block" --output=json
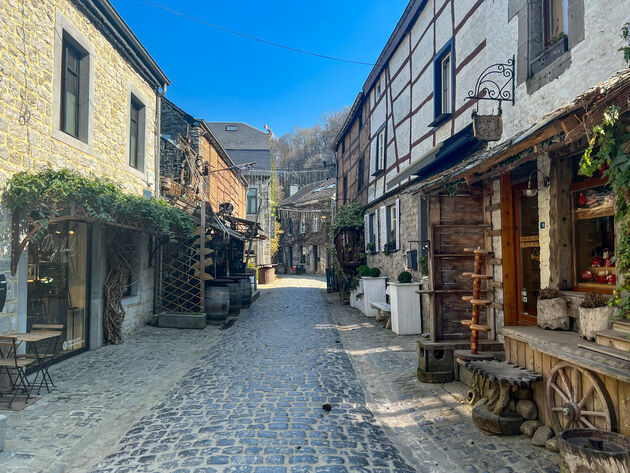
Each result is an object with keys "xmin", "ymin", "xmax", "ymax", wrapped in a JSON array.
[
  {"xmin": 532, "ymin": 426, "xmax": 554, "ymax": 447},
  {"xmin": 158, "ymin": 312, "xmax": 206, "ymax": 330},
  {"xmin": 520, "ymin": 420, "xmax": 542, "ymax": 437},
  {"xmin": 516, "ymin": 400, "xmax": 538, "ymax": 420}
]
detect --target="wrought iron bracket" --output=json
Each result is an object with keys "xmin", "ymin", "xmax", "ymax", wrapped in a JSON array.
[{"xmin": 465, "ymin": 56, "xmax": 515, "ymax": 115}]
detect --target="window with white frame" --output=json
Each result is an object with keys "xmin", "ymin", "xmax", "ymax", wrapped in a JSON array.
[
  {"xmin": 300, "ymin": 214, "xmax": 306, "ymax": 234},
  {"xmin": 440, "ymin": 53, "xmax": 451, "ymax": 115},
  {"xmin": 375, "ymin": 125, "xmax": 386, "ymax": 172},
  {"xmin": 312, "ymin": 214, "xmax": 319, "ymax": 233},
  {"xmin": 432, "ymin": 40, "xmax": 453, "ymax": 125},
  {"xmin": 386, "ymin": 204, "xmax": 397, "ymax": 244}
]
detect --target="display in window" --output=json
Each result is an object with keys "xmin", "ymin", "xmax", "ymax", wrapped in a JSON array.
[{"xmin": 572, "ymin": 186, "xmax": 616, "ymax": 289}]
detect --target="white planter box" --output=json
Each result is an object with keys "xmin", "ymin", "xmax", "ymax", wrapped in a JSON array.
[
  {"xmin": 361, "ymin": 277, "xmax": 387, "ymax": 317},
  {"xmin": 350, "ymin": 280, "xmax": 365, "ymax": 312},
  {"xmin": 388, "ymin": 282, "xmax": 422, "ymax": 335}
]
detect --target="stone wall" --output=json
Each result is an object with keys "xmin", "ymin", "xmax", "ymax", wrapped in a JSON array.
[
  {"xmin": 0, "ymin": 0, "xmax": 161, "ymax": 341},
  {"xmin": 366, "ymin": 190, "xmax": 421, "ymax": 281}
]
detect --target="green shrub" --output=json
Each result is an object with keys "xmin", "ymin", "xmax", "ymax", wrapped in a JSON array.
[
  {"xmin": 358, "ymin": 265, "xmax": 371, "ymax": 277},
  {"xmin": 369, "ymin": 267, "xmax": 381, "ymax": 277},
  {"xmin": 397, "ymin": 271, "xmax": 413, "ymax": 283}
]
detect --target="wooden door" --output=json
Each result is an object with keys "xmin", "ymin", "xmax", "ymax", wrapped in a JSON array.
[
  {"xmin": 429, "ymin": 191, "xmax": 489, "ymax": 341},
  {"xmin": 513, "ymin": 183, "xmax": 540, "ymax": 326}
]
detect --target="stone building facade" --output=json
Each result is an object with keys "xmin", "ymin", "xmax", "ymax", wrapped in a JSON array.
[
  {"xmin": 277, "ymin": 179, "xmax": 335, "ymax": 275},
  {"xmin": 160, "ymin": 98, "xmax": 247, "ymax": 218},
  {"xmin": 0, "ymin": 0, "xmax": 169, "ymax": 354}
]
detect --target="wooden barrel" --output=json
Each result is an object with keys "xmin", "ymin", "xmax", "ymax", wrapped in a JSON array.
[
  {"xmin": 238, "ymin": 278, "xmax": 252, "ymax": 307},
  {"xmin": 204, "ymin": 285, "xmax": 229, "ymax": 324},
  {"xmin": 225, "ymin": 281, "xmax": 242, "ymax": 315}
]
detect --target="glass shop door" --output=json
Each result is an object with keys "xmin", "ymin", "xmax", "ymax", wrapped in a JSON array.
[{"xmin": 513, "ymin": 184, "xmax": 540, "ymax": 326}]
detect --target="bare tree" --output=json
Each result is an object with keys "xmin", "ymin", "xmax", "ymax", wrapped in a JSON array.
[{"xmin": 273, "ymin": 106, "xmax": 349, "ymax": 170}]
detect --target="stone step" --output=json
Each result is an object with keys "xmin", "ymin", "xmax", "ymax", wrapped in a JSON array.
[
  {"xmin": 612, "ymin": 319, "xmax": 630, "ymax": 334},
  {"xmin": 595, "ymin": 329, "xmax": 630, "ymax": 352}
]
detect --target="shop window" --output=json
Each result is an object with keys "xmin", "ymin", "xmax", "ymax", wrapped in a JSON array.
[
  {"xmin": 27, "ymin": 221, "xmax": 88, "ymax": 360},
  {"xmin": 571, "ymin": 160, "xmax": 615, "ymax": 292},
  {"xmin": 246, "ymin": 188, "xmax": 258, "ymax": 214}
]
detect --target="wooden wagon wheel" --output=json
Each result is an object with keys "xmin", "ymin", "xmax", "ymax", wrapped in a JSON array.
[{"xmin": 546, "ymin": 362, "xmax": 616, "ymax": 434}]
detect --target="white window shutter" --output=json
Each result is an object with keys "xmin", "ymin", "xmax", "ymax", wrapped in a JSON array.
[
  {"xmin": 379, "ymin": 206, "xmax": 387, "ymax": 252},
  {"xmin": 395, "ymin": 198, "xmax": 400, "ymax": 250},
  {"xmin": 364, "ymin": 214, "xmax": 369, "ymax": 250},
  {"xmin": 374, "ymin": 211, "xmax": 379, "ymax": 252}
]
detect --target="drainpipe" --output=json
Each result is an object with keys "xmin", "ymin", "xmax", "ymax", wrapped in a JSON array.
[{"xmin": 153, "ymin": 84, "xmax": 167, "ymax": 316}]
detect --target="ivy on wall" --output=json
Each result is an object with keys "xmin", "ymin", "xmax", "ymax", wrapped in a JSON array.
[
  {"xmin": 4, "ymin": 169, "xmax": 195, "ymax": 238},
  {"xmin": 580, "ymin": 105, "xmax": 630, "ymax": 319}
]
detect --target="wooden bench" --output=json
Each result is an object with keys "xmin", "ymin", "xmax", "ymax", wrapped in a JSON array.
[{"xmin": 370, "ymin": 301, "xmax": 391, "ymax": 328}]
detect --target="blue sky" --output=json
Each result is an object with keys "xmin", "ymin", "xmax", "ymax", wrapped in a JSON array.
[{"xmin": 109, "ymin": 0, "xmax": 409, "ymax": 137}]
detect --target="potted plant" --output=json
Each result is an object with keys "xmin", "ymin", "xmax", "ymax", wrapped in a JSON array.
[
  {"xmin": 383, "ymin": 241, "xmax": 396, "ymax": 254},
  {"xmin": 578, "ymin": 292, "xmax": 613, "ymax": 340},
  {"xmin": 357, "ymin": 265, "xmax": 371, "ymax": 277},
  {"xmin": 366, "ymin": 242, "xmax": 376, "ymax": 254},
  {"xmin": 537, "ymin": 288, "xmax": 569, "ymax": 330},
  {"xmin": 388, "ymin": 271, "xmax": 422, "ymax": 335}
]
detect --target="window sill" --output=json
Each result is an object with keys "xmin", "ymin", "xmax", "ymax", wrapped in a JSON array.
[
  {"xmin": 52, "ymin": 128, "xmax": 93, "ymax": 156},
  {"xmin": 371, "ymin": 169, "xmax": 384, "ymax": 177},
  {"xmin": 530, "ymin": 36, "xmax": 568, "ymax": 77},
  {"xmin": 429, "ymin": 113, "xmax": 452, "ymax": 128}
]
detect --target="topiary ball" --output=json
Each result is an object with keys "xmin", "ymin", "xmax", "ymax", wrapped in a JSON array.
[
  {"xmin": 369, "ymin": 267, "xmax": 381, "ymax": 277},
  {"xmin": 397, "ymin": 271, "xmax": 412, "ymax": 283},
  {"xmin": 358, "ymin": 265, "xmax": 371, "ymax": 277}
]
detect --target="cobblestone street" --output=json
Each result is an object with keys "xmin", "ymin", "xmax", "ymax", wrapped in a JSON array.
[{"xmin": 1, "ymin": 276, "xmax": 562, "ymax": 472}]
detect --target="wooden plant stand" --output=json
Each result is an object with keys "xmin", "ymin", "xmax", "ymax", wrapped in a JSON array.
[{"xmin": 461, "ymin": 248, "xmax": 493, "ymax": 355}]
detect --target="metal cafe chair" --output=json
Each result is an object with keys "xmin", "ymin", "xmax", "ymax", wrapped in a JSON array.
[
  {"xmin": 29, "ymin": 324, "xmax": 63, "ymax": 394},
  {"xmin": 0, "ymin": 335, "xmax": 36, "ymax": 408}
]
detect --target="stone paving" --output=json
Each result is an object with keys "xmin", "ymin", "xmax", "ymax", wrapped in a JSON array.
[
  {"xmin": 322, "ymin": 290, "xmax": 562, "ymax": 473},
  {"xmin": 0, "ymin": 275, "xmax": 563, "ymax": 472},
  {"xmin": 0, "ymin": 323, "xmax": 224, "ymax": 473},
  {"xmin": 91, "ymin": 276, "xmax": 417, "ymax": 473}
]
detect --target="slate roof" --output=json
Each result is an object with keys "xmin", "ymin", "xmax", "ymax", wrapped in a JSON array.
[
  {"xmin": 205, "ymin": 122, "xmax": 270, "ymax": 150},
  {"xmin": 279, "ymin": 178, "xmax": 336, "ymax": 207},
  {"xmin": 205, "ymin": 122, "xmax": 272, "ymax": 171}
]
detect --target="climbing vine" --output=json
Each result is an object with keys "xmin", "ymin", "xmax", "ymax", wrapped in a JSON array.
[
  {"xmin": 579, "ymin": 105, "xmax": 630, "ymax": 319},
  {"xmin": 329, "ymin": 203, "xmax": 364, "ymax": 238},
  {"xmin": 4, "ymin": 169, "xmax": 194, "ymax": 238}
]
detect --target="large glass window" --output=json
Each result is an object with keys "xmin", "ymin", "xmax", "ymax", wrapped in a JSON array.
[{"xmin": 27, "ymin": 222, "xmax": 88, "ymax": 360}]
